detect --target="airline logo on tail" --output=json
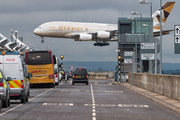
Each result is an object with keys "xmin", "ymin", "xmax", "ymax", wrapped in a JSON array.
[{"xmin": 153, "ymin": 2, "xmax": 175, "ymax": 31}]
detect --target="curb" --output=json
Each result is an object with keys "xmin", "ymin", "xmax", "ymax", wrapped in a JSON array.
[{"xmin": 119, "ymin": 83, "xmax": 180, "ymax": 114}]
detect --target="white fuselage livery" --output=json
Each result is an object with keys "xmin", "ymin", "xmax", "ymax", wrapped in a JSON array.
[{"xmin": 34, "ymin": 21, "xmax": 117, "ymax": 41}]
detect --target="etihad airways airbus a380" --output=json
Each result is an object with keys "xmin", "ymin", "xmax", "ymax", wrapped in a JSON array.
[{"xmin": 34, "ymin": 2, "xmax": 175, "ymax": 46}]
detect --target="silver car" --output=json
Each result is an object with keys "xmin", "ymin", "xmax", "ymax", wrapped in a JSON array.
[{"xmin": 0, "ymin": 69, "xmax": 12, "ymax": 108}]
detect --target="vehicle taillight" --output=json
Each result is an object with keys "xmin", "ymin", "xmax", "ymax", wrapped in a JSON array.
[
  {"xmin": 86, "ymin": 75, "xmax": 88, "ymax": 79},
  {"xmin": 0, "ymin": 82, "xmax": 3, "ymax": 87},
  {"xmin": 73, "ymin": 75, "xmax": 75, "ymax": 79},
  {"xmin": 21, "ymin": 80, "xmax": 24, "ymax": 88},
  {"xmin": 69, "ymin": 73, "xmax": 71, "ymax": 75},
  {"xmin": 49, "ymin": 74, "xmax": 54, "ymax": 79},
  {"xmin": 56, "ymin": 73, "xmax": 58, "ymax": 77}
]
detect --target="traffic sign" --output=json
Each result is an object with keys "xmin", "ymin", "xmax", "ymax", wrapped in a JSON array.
[
  {"xmin": 131, "ymin": 59, "xmax": 134, "ymax": 63},
  {"xmin": 141, "ymin": 43, "xmax": 154, "ymax": 49},
  {"xmin": 175, "ymin": 36, "xmax": 180, "ymax": 43},
  {"xmin": 141, "ymin": 54, "xmax": 154, "ymax": 60},
  {"xmin": 174, "ymin": 25, "xmax": 180, "ymax": 54},
  {"xmin": 175, "ymin": 25, "xmax": 180, "ymax": 35},
  {"xmin": 70, "ymin": 66, "xmax": 74, "ymax": 70},
  {"xmin": 124, "ymin": 51, "xmax": 133, "ymax": 56},
  {"xmin": 124, "ymin": 59, "xmax": 132, "ymax": 63}
]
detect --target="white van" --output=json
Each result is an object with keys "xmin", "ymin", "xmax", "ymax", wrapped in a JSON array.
[
  {"xmin": 0, "ymin": 52, "xmax": 32, "ymax": 103},
  {"xmin": 54, "ymin": 56, "xmax": 60, "ymax": 86}
]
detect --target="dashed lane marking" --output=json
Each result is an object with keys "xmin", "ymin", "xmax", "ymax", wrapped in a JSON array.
[
  {"xmin": 61, "ymin": 90, "xmax": 80, "ymax": 92},
  {"xmin": 84, "ymin": 104, "xmax": 149, "ymax": 108},
  {"xmin": 43, "ymin": 103, "xmax": 74, "ymax": 106},
  {"xmin": 60, "ymin": 90, "xmax": 123, "ymax": 93},
  {"xmin": 105, "ymin": 91, "xmax": 123, "ymax": 93},
  {"xmin": 118, "ymin": 104, "xmax": 149, "ymax": 108}
]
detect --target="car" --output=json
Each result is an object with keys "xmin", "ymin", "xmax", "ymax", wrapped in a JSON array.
[
  {"xmin": 54, "ymin": 68, "xmax": 60, "ymax": 86},
  {"xmin": 72, "ymin": 68, "xmax": 88, "ymax": 85},
  {"xmin": 0, "ymin": 69, "xmax": 12, "ymax": 108},
  {"xmin": 67, "ymin": 70, "xmax": 74, "ymax": 78}
]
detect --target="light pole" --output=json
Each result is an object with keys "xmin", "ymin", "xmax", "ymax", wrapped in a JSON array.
[
  {"xmin": 160, "ymin": 0, "xmax": 162, "ymax": 74},
  {"xmin": 139, "ymin": 0, "xmax": 154, "ymax": 74},
  {"xmin": 131, "ymin": 11, "xmax": 142, "ymax": 73}
]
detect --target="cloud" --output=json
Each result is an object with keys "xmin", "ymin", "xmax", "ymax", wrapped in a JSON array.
[{"xmin": 0, "ymin": 0, "xmax": 179, "ymax": 63}]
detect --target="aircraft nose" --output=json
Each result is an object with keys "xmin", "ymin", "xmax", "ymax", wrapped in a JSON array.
[{"xmin": 33, "ymin": 28, "xmax": 41, "ymax": 35}]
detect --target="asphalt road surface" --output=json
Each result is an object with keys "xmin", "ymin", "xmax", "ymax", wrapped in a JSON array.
[{"xmin": 0, "ymin": 80, "xmax": 180, "ymax": 120}]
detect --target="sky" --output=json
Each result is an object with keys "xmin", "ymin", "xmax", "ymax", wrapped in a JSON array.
[{"xmin": 0, "ymin": 0, "xmax": 179, "ymax": 63}]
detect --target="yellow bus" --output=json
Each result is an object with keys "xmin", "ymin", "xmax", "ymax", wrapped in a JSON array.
[{"xmin": 25, "ymin": 50, "xmax": 56, "ymax": 88}]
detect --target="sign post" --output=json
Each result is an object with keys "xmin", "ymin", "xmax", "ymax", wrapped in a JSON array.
[
  {"xmin": 141, "ymin": 42, "xmax": 155, "ymax": 73},
  {"xmin": 174, "ymin": 25, "xmax": 180, "ymax": 54}
]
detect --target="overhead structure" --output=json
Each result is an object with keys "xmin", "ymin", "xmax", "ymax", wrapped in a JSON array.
[{"xmin": 0, "ymin": 30, "xmax": 33, "ymax": 54}]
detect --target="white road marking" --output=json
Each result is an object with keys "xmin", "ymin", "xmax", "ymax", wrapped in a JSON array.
[
  {"xmin": 105, "ymin": 91, "xmax": 123, "ymax": 93},
  {"xmin": 43, "ymin": 103, "xmax": 73, "ymax": 106},
  {"xmin": 92, "ymin": 117, "xmax": 96, "ymax": 120},
  {"xmin": 84, "ymin": 104, "xmax": 149, "ymax": 108},
  {"xmin": 61, "ymin": 90, "xmax": 80, "ymax": 92},
  {"xmin": 91, "ymin": 84, "xmax": 96, "ymax": 120},
  {"xmin": 118, "ymin": 104, "xmax": 149, "ymax": 108},
  {"xmin": 0, "ymin": 88, "xmax": 54, "ymax": 116}
]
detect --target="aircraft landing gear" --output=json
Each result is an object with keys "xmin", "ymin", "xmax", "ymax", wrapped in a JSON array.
[
  {"xmin": 41, "ymin": 37, "xmax": 44, "ymax": 43},
  {"xmin": 94, "ymin": 42, "xmax": 110, "ymax": 47}
]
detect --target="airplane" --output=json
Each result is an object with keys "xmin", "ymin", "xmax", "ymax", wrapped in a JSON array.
[{"xmin": 34, "ymin": 2, "xmax": 175, "ymax": 47}]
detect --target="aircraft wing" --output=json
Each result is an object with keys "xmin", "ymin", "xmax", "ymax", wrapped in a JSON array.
[{"xmin": 153, "ymin": 30, "xmax": 174, "ymax": 37}]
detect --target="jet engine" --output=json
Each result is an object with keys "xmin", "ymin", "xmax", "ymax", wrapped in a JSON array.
[
  {"xmin": 97, "ymin": 31, "xmax": 110, "ymax": 39},
  {"xmin": 79, "ymin": 34, "xmax": 92, "ymax": 41}
]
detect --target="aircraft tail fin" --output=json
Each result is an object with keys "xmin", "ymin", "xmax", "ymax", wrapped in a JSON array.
[{"xmin": 152, "ymin": 2, "xmax": 175, "ymax": 31}]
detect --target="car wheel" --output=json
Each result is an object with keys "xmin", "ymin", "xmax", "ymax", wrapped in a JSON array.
[
  {"xmin": 21, "ymin": 95, "xmax": 26, "ymax": 103},
  {"xmin": 49, "ymin": 83, "xmax": 55, "ymax": 88},
  {"xmin": 86, "ymin": 82, "xmax": 89, "ymax": 85},
  {"xmin": 0, "ymin": 99, "xmax": 2, "ymax": 110},
  {"xmin": 72, "ymin": 82, "xmax": 74, "ymax": 85},
  {"xmin": 2, "ymin": 98, "xmax": 8, "ymax": 108},
  {"xmin": 28, "ymin": 90, "xmax": 30, "ymax": 97},
  {"xmin": 8, "ymin": 95, "xmax": 10, "ymax": 106}
]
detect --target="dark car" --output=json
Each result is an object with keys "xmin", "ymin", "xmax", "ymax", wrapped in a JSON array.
[{"xmin": 72, "ymin": 68, "xmax": 88, "ymax": 85}]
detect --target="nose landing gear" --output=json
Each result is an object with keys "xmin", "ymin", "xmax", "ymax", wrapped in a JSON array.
[{"xmin": 41, "ymin": 37, "xmax": 44, "ymax": 43}]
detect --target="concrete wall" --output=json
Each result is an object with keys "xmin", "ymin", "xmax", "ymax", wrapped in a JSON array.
[{"xmin": 128, "ymin": 73, "xmax": 180, "ymax": 100}]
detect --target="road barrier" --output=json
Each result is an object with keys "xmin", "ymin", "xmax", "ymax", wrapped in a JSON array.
[
  {"xmin": 128, "ymin": 73, "xmax": 180, "ymax": 101},
  {"xmin": 88, "ymin": 71, "xmax": 114, "ymax": 80}
]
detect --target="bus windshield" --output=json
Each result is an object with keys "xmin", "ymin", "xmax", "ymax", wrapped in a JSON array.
[{"xmin": 26, "ymin": 52, "xmax": 51, "ymax": 65}]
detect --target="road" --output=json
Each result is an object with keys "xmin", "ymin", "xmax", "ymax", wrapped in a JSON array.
[{"xmin": 0, "ymin": 80, "xmax": 180, "ymax": 120}]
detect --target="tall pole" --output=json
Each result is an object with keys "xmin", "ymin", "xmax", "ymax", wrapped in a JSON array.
[
  {"xmin": 118, "ymin": 50, "xmax": 121, "ymax": 83},
  {"xmin": 135, "ymin": 19, "xmax": 137, "ymax": 73},
  {"xmin": 140, "ymin": 13, "xmax": 142, "ymax": 73},
  {"xmin": 150, "ymin": 2, "xmax": 153, "ymax": 74},
  {"xmin": 160, "ymin": 0, "xmax": 162, "ymax": 74}
]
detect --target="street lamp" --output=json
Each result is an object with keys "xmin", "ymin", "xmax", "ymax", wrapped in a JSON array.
[
  {"xmin": 131, "ymin": 12, "xmax": 142, "ymax": 73},
  {"xmin": 160, "ymin": 0, "xmax": 162, "ymax": 74},
  {"xmin": 127, "ymin": 16, "xmax": 137, "ymax": 73},
  {"xmin": 139, "ymin": 0, "xmax": 154, "ymax": 74}
]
